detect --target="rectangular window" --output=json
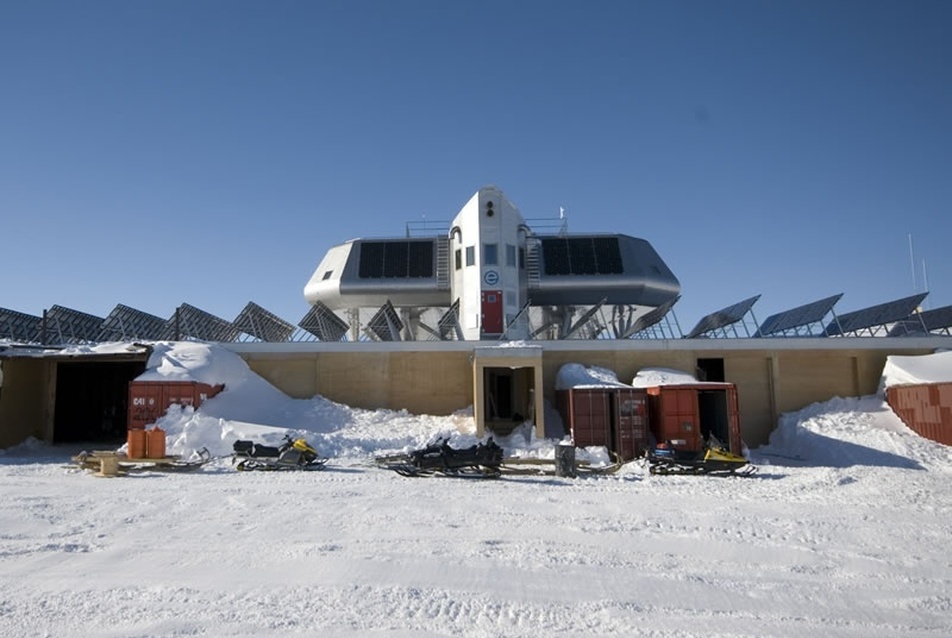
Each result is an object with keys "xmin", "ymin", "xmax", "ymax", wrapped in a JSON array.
[
  {"xmin": 506, "ymin": 244, "xmax": 516, "ymax": 267},
  {"xmin": 484, "ymin": 243, "xmax": 498, "ymax": 266},
  {"xmin": 465, "ymin": 246, "xmax": 475, "ymax": 266},
  {"xmin": 519, "ymin": 247, "xmax": 525, "ymax": 269},
  {"xmin": 454, "ymin": 249, "xmax": 462, "ymax": 271},
  {"xmin": 505, "ymin": 290, "xmax": 516, "ymax": 306},
  {"xmin": 322, "ymin": 270, "xmax": 334, "ymax": 280}
]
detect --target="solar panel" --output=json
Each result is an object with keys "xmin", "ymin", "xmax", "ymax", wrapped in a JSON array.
[
  {"xmin": 171, "ymin": 303, "xmax": 238, "ymax": 342},
  {"xmin": 233, "ymin": 302, "xmax": 295, "ymax": 342},
  {"xmin": 621, "ymin": 296, "xmax": 680, "ymax": 339},
  {"xmin": 887, "ymin": 304, "xmax": 952, "ymax": 336},
  {"xmin": 437, "ymin": 299, "xmax": 462, "ymax": 340},
  {"xmin": 755, "ymin": 294, "xmax": 843, "ymax": 337},
  {"xmin": 358, "ymin": 240, "xmax": 434, "ymax": 279},
  {"xmin": 298, "ymin": 302, "xmax": 349, "ymax": 341},
  {"xmin": 0, "ymin": 307, "xmax": 42, "ymax": 343},
  {"xmin": 824, "ymin": 293, "xmax": 928, "ymax": 337},
  {"xmin": 540, "ymin": 237, "xmax": 623, "ymax": 276},
  {"xmin": 685, "ymin": 295, "xmax": 761, "ymax": 339},
  {"xmin": 98, "ymin": 304, "xmax": 171, "ymax": 341},
  {"xmin": 366, "ymin": 300, "xmax": 404, "ymax": 341},
  {"xmin": 45, "ymin": 305, "xmax": 105, "ymax": 344}
]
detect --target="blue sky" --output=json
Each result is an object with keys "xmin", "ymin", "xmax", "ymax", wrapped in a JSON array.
[{"xmin": 2, "ymin": 0, "xmax": 949, "ymax": 335}]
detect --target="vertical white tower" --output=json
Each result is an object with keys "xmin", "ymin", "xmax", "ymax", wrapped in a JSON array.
[{"xmin": 448, "ymin": 186, "xmax": 528, "ymax": 340}]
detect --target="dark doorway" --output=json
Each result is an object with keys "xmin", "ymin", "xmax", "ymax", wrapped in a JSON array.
[
  {"xmin": 53, "ymin": 361, "xmax": 146, "ymax": 444},
  {"xmin": 698, "ymin": 389, "xmax": 729, "ymax": 445},
  {"xmin": 485, "ymin": 369, "xmax": 513, "ymax": 420},
  {"xmin": 696, "ymin": 358, "xmax": 725, "ymax": 382}
]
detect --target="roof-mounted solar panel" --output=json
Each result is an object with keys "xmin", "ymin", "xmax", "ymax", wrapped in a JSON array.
[
  {"xmin": 824, "ymin": 293, "xmax": 928, "ymax": 337},
  {"xmin": 685, "ymin": 295, "xmax": 761, "ymax": 339},
  {"xmin": 366, "ymin": 300, "xmax": 404, "ymax": 341},
  {"xmin": 887, "ymin": 304, "xmax": 952, "ymax": 336},
  {"xmin": 171, "ymin": 303, "xmax": 238, "ymax": 342},
  {"xmin": 755, "ymin": 294, "xmax": 843, "ymax": 337},
  {"xmin": 299, "ymin": 302, "xmax": 349, "ymax": 341},
  {"xmin": 45, "ymin": 305, "xmax": 105, "ymax": 344},
  {"xmin": 98, "ymin": 304, "xmax": 171, "ymax": 342},
  {"xmin": 621, "ymin": 296, "xmax": 681, "ymax": 339},
  {"xmin": 233, "ymin": 302, "xmax": 295, "ymax": 342},
  {"xmin": 0, "ymin": 307, "xmax": 43, "ymax": 343}
]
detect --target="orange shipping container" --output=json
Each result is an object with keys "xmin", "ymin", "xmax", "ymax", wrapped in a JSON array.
[
  {"xmin": 644, "ymin": 383, "xmax": 743, "ymax": 455},
  {"xmin": 128, "ymin": 380, "xmax": 224, "ymax": 430}
]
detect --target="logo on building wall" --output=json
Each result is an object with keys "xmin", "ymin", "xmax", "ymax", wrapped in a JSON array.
[{"xmin": 484, "ymin": 270, "xmax": 499, "ymax": 286}]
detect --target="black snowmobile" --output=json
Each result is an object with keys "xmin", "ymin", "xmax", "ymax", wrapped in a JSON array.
[
  {"xmin": 647, "ymin": 441, "xmax": 755, "ymax": 477},
  {"xmin": 377, "ymin": 437, "xmax": 504, "ymax": 478},
  {"xmin": 232, "ymin": 434, "xmax": 328, "ymax": 471}
]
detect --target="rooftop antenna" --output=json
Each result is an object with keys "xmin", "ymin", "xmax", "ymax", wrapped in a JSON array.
[{"xmin": 908, "ymin": 234, "xmax": 917, "ymax": 292}]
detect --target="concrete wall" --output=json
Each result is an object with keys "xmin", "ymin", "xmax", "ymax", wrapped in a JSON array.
[{"xmin": 0, "ymin": 358, "xmax": 50, "ymax": 448}]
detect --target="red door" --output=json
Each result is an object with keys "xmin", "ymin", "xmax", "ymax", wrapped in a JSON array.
[{"xmin": 481, "ymin": 290, "xmax": 503, "ymax": 335}]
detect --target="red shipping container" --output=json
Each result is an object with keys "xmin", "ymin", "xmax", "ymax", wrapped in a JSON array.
[
  {"xmin": 555, "ymin": 387, "xmax": 649, "ymax": 461},
  {"xmin": 644, "ymin": 383, "xmax": 743, "ymax": 455},
  {"xmin": 128, "ymin": 380, "xmax": 224, "ymax": 430},
  {"xmin": 886, "ymin": 383, "xmax": 952, "ymax": 446}
]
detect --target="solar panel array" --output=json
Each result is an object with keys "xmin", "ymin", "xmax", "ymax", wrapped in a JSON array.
[
  {"xmin": 170, "ymin": 304, "xmax": 239, "ymax": 342},
  {"xmin": 755, "ymin": 294, "xmax": 843, "ymax": 337},
  {"xmin": 98, "ymin": 304, "xmax": 171, "ymax": 342},
  {"xmin": 824, "ymin": 293, "xmax": 928, "ymax": 337},
  {"xmin": 0, "ymin": 307, "xmax": 42, "ymax": 343},
  {"xmin": 685, "ymin": 295, "xmax": 761, "ymax": 339},
  {"xmin": 298, "ymin": 302, "xmax": 349, "ymax": 341},
  {"xmin": 45, "ymin": 305, "xmax": 105, "ymax": 344},
  {"xmin": 621, "ymin": 297, "xmax": 680, "ymax": 339},
  {"xmin": 358, "ymin": 240, "xmax": 434, "ymax": 279},
  {"xmin": 540, "ymin": 237, "xmax": 623, "ymax": 276},
  {"xmin": 233, "ymin": 302, "xmax": 295, "ymax": 342},
  {"xmin": 887, "ymin": 304, "xmax": 952, "ymax": 336},
  {"xmin": 366, "ymin": 300, "xmax": 404, "ymax": 341}
]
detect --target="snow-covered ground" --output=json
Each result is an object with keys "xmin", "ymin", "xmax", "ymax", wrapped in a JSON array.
[{"xmin": 1, "ymin": 343, "xmax": 950, "ymax": 637}]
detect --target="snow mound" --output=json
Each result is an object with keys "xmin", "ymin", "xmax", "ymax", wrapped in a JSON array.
[
  {"xmin": 555, "ymin": 363, "xmax": 629, "ymax": 390},
  {"xmin": 754, "ymin": 395, "xmax": 952, "ymax": 471},
  {"xmin": 631, "ymin": 367, "xmax": 698, "ymax": 387},
  {"xmin": 878, "ymin": 349, "xmax": 952, "ymax": 393}
]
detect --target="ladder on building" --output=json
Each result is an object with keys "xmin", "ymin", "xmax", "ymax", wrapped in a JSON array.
[{"xmin": 436, "ymin": 236, "xmax": 450, "ymax": 291}]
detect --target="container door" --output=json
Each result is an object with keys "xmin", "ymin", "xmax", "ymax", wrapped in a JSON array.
[
  {"xmin": 481, "ymin": 290, "xmax": 503, "ymax": 335},
  {"xmin": 660, "ymin": 387, "xmax": 702, "ymax": 451},
  {"xmin": 611, "ymin": 388, "xmax": 648, "ymax": 461},
  {"xmin": 726, "ymin": 385, "xmax": 743, "ymax": 455},
  {"xmin": 570, "ymin": 389, "xmax": 611, "ymax": 449}
]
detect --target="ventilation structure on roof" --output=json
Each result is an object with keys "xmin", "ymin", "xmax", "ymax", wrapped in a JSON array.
[
  {"xmin": 98, "ymin": 304, "xmax": 171, "ymax": 342},
  {"xmin": 685, "ymin": 295, "xmax": 761, "ymax": 339},
  {"xmin": 824, "ymin": 293, "xmax": 928, "ymax": 337},
  {"xmin": 233, "ymin": 302, "xmax": 295, "ymax": 342},
  {"xmin": 754, "ymin": 294, "xmax": 843, "ymax": 338}
]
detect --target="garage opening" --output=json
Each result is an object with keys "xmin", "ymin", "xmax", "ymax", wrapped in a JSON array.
[{"xmin": 53, "ymin": 361, "xmax": 146, "ymax": 444}]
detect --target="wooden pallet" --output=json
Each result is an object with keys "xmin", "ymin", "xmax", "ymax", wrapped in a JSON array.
[{"xmin": 71, "ymin": 449, "xmax": 210, "ymax": 476}]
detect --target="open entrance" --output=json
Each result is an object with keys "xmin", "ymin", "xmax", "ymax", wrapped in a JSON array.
[
  {"xmin": 53, "ymin": 361, "xmax": 146, "ymax": 444},
  {"xmin": 698, "ymin": 388, "xmax": 732, "ymax": 448},
  {"xmin": 472, "ymin": 347, "xmax": 544, "ymax": 440},
  {"xmin": 483, "ymin": 366, "xmax": 534, "ymax": 436},
  {"xmin": 696, "ymin": 358, "xmax": 725, "ymax": 382}
]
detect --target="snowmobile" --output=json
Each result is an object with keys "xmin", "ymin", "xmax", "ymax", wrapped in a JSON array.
[
  {"xmin": 647, "ymin": 441, "xmax": 755, "ymax": 477},
  {"xmin": 377, "ymin": 437, "xmax": 504, "ymax": 478},
  {"xmin": 232, "ymin": 434, "xmax": 328, "ymax": 471}
]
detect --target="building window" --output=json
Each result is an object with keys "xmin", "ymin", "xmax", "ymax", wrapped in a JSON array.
[
  {"xmin": 506, "ymin": 244, "xmax": 516, "ymax": 267},
  {"xmin": 454, "ymin": 249, "xmax": 462, "ymax": 271},
  {"xmin": 505, "ymin": 290, "xmax": 516, "ymax": 306},
  {"xmin": 519, "ymin": 247, "xmax": 525, "ymax": 269},
  {"xmin": 484, "ymin": 243, "xmax": 498, "ymax": 266},
  {"xmin": 322, "ymin": 270, "xmax": 334, "ymax": 280},
  {"xmin": 465, "ymin": 246, "xmax": 475, "ymax": 266}
]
